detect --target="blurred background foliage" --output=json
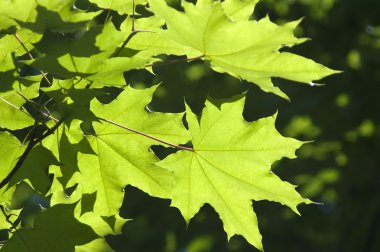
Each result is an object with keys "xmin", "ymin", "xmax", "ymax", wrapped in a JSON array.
[{"xmin": 2, "ymin": 0, "xmax": 379, "ymax": 251}]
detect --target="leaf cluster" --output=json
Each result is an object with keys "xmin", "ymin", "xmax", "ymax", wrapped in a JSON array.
[{"xmin": 0, "ymin": 0, "xmax": 338, "ymax": 251}]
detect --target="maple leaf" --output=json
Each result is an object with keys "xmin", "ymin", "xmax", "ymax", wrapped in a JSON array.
[
  {"xmin": 158, "ymin": 97, "xmax": 311, "ymax": 250},
  {"xmin": 55, "ymin": 86, "xmax": 190, "ymax": 216},
  {"xmin": 147, "ymin": 0, "xmax": 339, "ymax": 99}
]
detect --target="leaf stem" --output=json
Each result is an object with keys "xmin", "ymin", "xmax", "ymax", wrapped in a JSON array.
[
  {"xmin": 13, "ymin": 33, "xmax": 51, "ymax": 86},
  {"xmin": 0, "ymin": 120, "xmax": 64, "ymax": 190},
  {"xmin": 98, "ymin": 117, "xmax": 193, "ymax": 151},
  {"xmin": 132, "ymin": 0, "xmax": 135, "ymax": 31},
  {"xmin": 145, "ymin": 55, "xmax": 205, "ymax": 68}
]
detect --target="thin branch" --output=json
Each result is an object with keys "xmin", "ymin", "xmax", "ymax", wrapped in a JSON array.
[
  {"xmin": 98, "ymin": 117, "xmax": 194, "ymax": 151},
  {"xmin": 0, "ymin": 120, "xmax": 64, "ymax": 190},
  {"xmin": 145, "ymin": 54, "xmax": 205, "ymax": 68},
  {"xmin": 13, "ymin": 33, "xmax": 51, "ymax": 86}
]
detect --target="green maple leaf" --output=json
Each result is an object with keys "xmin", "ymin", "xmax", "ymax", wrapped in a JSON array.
[
  {"xmin": 58, "ymin": 86, "xmax": 190, "ymax": 216},
  {"xmin": 157, "ymin": 97, "xmax": 311, "ymax": 250},
  {"xmin": 0, "ymin": 204, "xmax": 98, "ymax": 252},
  {"xmin": 147, "ymin": 0, "xmax": 339, "ymax": 99}
]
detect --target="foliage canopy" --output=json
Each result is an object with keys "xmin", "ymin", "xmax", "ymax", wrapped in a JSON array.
[{"xmin": 0, "ymin": 0, "xmax": 338, "ymax": 251}]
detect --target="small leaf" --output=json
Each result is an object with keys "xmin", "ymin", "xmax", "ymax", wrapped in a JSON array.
[{"xmin": 62, "ymin": 85, "xmax": 190, "ymax": 216}]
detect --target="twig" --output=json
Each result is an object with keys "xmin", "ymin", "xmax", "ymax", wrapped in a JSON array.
[
  {"xmin": 98, "ymin": 117, "xmax": 193, "ymax": 151},
  {"xmin": 13, "ymin": 33, "xmax": 51, "ymax": 86},
  {"xmin": 132, "ymin": 0, "xmax": 135, "ymax": 31}
]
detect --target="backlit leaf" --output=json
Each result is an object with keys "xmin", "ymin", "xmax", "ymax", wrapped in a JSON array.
[
  {"xmin": 158, "ymin": 97, "xmax": 311, "ymax": 250},
  {"xmin": 148, "ymin": 0, "xmax": 339, "ymax": 99}
]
